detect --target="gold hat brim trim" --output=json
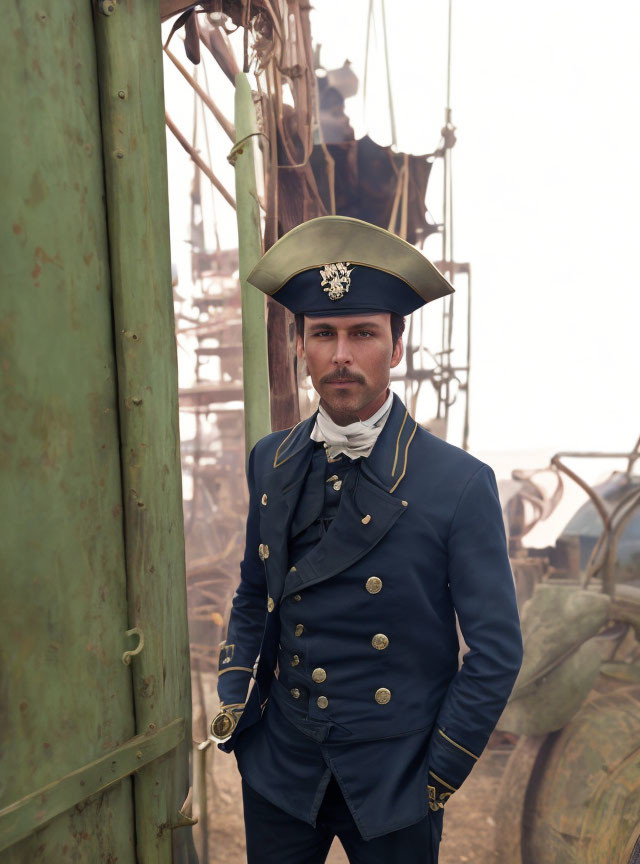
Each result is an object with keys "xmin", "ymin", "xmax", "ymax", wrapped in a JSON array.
[{"xmin": 247, "ymin": 216, "xmax": 454, "ymax": 304}]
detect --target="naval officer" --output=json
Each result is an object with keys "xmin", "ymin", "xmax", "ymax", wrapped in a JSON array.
[{"xmin": 209, "ymin": 216, "xmax": 523, "ymax": 863}]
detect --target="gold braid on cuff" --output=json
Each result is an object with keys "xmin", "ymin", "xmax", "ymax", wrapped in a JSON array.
[{"xmin": 428, "ymin": 784, "xmax": 453, "ymax": 812}]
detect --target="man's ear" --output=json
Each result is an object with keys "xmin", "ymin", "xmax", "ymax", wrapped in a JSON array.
[
  {"xmin": 390, "ymin": 337, "xmax": 404, "ymax": 369},
  {"xmin": 295, "ymin": 332, "xmax": 305, "ymax": 361}
]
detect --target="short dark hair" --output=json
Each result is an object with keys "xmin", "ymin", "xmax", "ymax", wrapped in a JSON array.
[{"xmin": 295, "ymin": 313, "xmax": 406, "ymax": 346}]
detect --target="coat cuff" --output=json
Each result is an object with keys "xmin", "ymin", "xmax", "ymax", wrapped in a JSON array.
[
  {"xmin": 427, "ymin": 726, "xmax": 479, "ymax": 791},
  {"xmin": 217, "ymin": 641, "xmax": 254, "ymax": 706}
]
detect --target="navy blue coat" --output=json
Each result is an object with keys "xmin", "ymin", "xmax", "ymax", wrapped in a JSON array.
[{"xmin": 217, "ymin": 393, "xmax": 523, "ymax": 831}]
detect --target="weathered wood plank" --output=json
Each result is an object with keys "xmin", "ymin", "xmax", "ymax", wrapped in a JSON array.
[
  {"xmin": 92, "ymin": 2, "xmax": 193, "ymax": 861},
  {"xmin": 0, "ymin": 719, "xmax": 184, "ymax": 853}
]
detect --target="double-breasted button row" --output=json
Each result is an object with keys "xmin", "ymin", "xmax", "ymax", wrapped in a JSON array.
[
  {"xmin": 371, "ymin": 633, "xmax": 389, "ymax": 651},
  {"xmin": 294, "ymin": 624, "xmax": 304, "ymax": 637},
  {"xmin": 258, "ymin": 543, "xmax": 269, "ymax": 560},
  {"xmin": 267, "ymin": 596, "xmax": 275, "ymax": 612},
  {"xmin": 366, "ymin": 577, "xmax": 382, "ymax": 594},
  {"xmin": 375, "ymin": 688, "xmax": 391, "ymax": 704},
  {"xmin": 312, "ymin": 667, "xmax": 326, "ymax": 683}
]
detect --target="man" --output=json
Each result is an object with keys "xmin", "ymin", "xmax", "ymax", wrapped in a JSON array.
[{"xmin": 210, "ymin": 216, "xmax": 523, "ymax": 863}]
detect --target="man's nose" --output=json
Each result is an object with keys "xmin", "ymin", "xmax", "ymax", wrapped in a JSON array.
[{"xmin": 332, "ymin": 334, "xmax": 353, "ymax": 365}]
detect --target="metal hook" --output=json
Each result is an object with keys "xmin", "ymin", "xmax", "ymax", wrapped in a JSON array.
[{"xmin": 122, "ymin": 627, "xmax": 145, "ymax": 665}]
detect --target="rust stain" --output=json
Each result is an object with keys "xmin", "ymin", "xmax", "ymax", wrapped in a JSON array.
[
  {"xmin": 12, "ymin": 223, "xmax": 22, "ymax": 234},
  {"xmin": 83, "ymin": 251, "xmax": 94, "ymax": 266},
  {"xmin": 31, "ymin": 246, "xmax": 63, "ymax": 285},
  {"xmin": 25, "ymin": 171, "xmax": 47, "ymax": 207}
]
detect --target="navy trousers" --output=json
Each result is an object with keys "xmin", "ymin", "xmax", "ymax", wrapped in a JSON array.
[{"xmin": 242, "ymin": 773, "xmax": 443, "ymax": 864}]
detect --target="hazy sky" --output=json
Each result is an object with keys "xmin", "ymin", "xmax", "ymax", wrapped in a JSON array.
[{"xmin": 163, "ymin": 2, "xmax": 639, "ymax": 461}]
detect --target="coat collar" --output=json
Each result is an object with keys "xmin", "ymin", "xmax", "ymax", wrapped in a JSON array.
[{"xmin": 269, "ymin": 391, "xmax": 418, "ymax": 495}]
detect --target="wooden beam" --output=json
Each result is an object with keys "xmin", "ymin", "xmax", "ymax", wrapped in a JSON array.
[
  {"xmin": 165, "ymin": 111, "xmax": 236, "ymax": 210},
  {"xmin": 0, "ymin": 719, "xmax": 184, "ymax": 853},
  {"xmin": 164, "ymin": 46, "xmax": 235, "ymax": 142}
]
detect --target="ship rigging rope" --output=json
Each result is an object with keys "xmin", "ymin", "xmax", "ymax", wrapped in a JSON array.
[{"xmin": 363, "ymin": 0, "xmax": 397, "ymax": 149}]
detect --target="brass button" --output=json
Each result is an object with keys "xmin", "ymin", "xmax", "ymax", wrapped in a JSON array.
[
  {"xmin": 375, "ymin": 687, "xmax": 391, "ymax": 704},
  {"xmin": 261, "ymin": 493, "xmax": 268, "ymax": 505},
  {"xmin": 312, "ymin": 668, "xmax": 327, "ymax": 683},
  {"xmin": 295, "ymin": 624, "xmax": 304, "ymax": 637},
  {"xmin": 291, "ymin": 654, "xmax": 300, "ymax": 667},
  {"xmin": 327, "ymin": 474, "xmax": 339, "ymax": 483},
  {"xmin": 333, "ymin": 480, "xmax": 342, "ymax": 491},
  {"xmin": 293, "ymin": 594, "xmax": 302, "ymax": 602},
  {"xmin": 401, "ymin": 500, "xmax": 408, "ymax": 507},
  {"xmin": 371, "ymin": 633, "xmax": 389, "ymax": 651},
  {"xmin": 366, "ymin": 577, "xmax": 382, "ymax": 594},
  {"xmin": 267, "ymin": 596, "xmax": 275, "ymax": 613},
  {"xmin": 290, "ymin": 688, "xmax": 301, "ymax": 699},
  {"xmin": 317, "ymin": 696, "xmax": 329, "ymax": 709},
  {"xmin": 361, "ymin": 514, "xmax": 371, "ymax": 525},
  {"xmin": 258, "ymin": 544, "xmax": 270, "ymax": 561}
]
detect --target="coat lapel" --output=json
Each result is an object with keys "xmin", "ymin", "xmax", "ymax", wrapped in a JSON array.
[
  {"xmin": 259, "ymin": 415, "xmax": 317, "ymax": 600},
  {"xmin": 281, "ymin": 394, "xmax": 419, "ymax": 599}
]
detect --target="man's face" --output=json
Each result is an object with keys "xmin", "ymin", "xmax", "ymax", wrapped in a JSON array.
[{"xmin": 296, "ymin": 313, "xmax": 403, "ymax": 421}]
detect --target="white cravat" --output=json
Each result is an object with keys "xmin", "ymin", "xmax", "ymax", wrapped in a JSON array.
[{"xmin": 310, "ymin": 391, "xmax": 393, "ymax": 460}]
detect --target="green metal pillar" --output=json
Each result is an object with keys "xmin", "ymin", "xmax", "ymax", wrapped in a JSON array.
[{"xmin": 232, "ymin": 73, "xmax": 272, "ymax": 458}]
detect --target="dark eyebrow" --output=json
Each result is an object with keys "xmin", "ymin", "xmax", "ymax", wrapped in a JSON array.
[
  {"xmin": 307, "ymin": 320, "xmax": 382, "ymax": 333},
  {"xmin": 307, "ymin": 321, "xmax": 337, "ymax": 332}
]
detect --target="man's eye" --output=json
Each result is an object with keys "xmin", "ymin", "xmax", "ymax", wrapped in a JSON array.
[
  {"xmin": 357, "ymin": 330, "xmax": 373, "ymax": 337},
  {"xmin": 313, "ymin": 331, "xmax": 333, "ymax": 337}
]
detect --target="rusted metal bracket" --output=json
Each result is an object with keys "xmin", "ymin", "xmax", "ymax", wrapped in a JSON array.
[{"xmin": 0, "ymin": 717, "xmax": 184, "ymax": 852}]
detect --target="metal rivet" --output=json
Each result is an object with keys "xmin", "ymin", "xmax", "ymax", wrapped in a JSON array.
[
  {"xmin": 117, "ymin": 89, "xmax": 126, "ymax": 100},
  {"xmin": 113, "ymin": 149, "xmax": 125, "ymax": 160},
  {"xmin": 100, "ymin": 0, "xmax": 116, "ymax": 15}
]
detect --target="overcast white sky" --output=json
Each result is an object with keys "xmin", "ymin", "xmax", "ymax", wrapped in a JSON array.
[{"xmin": 164, "ymin": 1, "xmax": 639, "ymax": 471}]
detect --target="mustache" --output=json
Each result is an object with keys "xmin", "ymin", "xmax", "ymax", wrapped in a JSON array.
[{"xmin": 320, "ymin": 369, "xmax": 365, "ymax": 385}]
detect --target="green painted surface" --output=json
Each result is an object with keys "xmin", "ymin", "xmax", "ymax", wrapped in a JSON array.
[
  {"xmin": 1, "ymin": 717, "xmax": 184, "ymax": 852},
  {"xmin": 1, "ymin": 1, "xmax": 192, "ymax": 861},
  {"xmin": 0, "ymin": 1, "xmax": 136, "ymax": 861},
  {"xmin": 93, "ymin": 2, "xmax": 193, "ymax": 861},
  {"xmin": 233, "ymin": 72, "xmax": 272, "ymax": 458}
]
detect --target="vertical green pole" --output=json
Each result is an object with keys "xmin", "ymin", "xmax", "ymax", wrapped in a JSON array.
[
  {"xmin": 93, "ymin": 2, "xmax": 193, "ymax": 862},
  {"xmin": 233, "ymin": 73, "xmax": 272, "ymax": 458}
]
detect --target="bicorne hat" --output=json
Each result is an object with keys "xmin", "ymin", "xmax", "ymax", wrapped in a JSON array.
[{"xmin": 246, "ymin": 216, "xmax": 453, "ymax": 317}]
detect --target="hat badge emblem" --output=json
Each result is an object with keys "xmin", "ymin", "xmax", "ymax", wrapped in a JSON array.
[{"xmin": 319, "ymin": 262, "xmax": 353, "ymax": 301}]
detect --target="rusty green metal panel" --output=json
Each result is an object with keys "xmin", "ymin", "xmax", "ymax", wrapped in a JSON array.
[
  {"xmin": 92, "ymin": 1, "xmax": 193, "ymax": 861},
  {"xmin": 0, "ymin": 1, "xmax": 136, "ymax": 861},
  {"xmin": 1, "ymin": 1, "xmax": 192, "ymax": 862}
]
